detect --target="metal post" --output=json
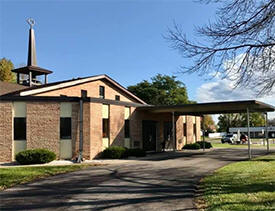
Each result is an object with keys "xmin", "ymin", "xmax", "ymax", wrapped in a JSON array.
[
  {"xmin": 265, "ymin": 112, "xmax": 269, "ymax": 153},
  {"xmin": 29, "ymin": 71, "xmax": 32, "ymax": 87},
  {"xmin": 247, "ymin": 108, "xmax": 251, "ymax": 159},
  {"xmin": 77, "ymin": 90, "xmax": 86, "ymax": 163},
  {"xmin": 44, "ymin": 74, "xmax": 48, "ymax": 84},
  {"xmin": 172, "ymin": 111, "xmax": 176, "ymax": 151},
  {"xmin": 202, "ymin": 115, "xmax": 205, "ymax": 151}
]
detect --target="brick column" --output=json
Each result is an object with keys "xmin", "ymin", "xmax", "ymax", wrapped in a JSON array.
[
  {"xmin": 0, "ymin": 102, "xmax": 13, "ymax": 162},
  {"xmin": 109, "ymin": 105, "xmax": 124, "ymax": 147},
  {"xmin": 26, "ymin": 102, "xmax": 60, "ymax": 157}
]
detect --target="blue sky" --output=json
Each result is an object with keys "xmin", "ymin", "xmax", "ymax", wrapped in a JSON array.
[
  {"xmin": 0, "ymin": 0, "xmax": 218, "ymax": 101},
  {"xmin": 1, "ymin": 0, "xmax": 275, "ymax": 119}
]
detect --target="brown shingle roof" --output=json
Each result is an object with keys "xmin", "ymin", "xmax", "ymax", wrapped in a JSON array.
[{"xmin": 0, "ymin": 81, "xmax": 28, "ymax": 96}]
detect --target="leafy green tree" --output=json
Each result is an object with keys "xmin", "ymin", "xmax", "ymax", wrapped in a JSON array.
[
  {"xmin": 128, "ymin": 74, "xmax": 193, "ymax": 105},
  {"xmin": 203, "ymin": 115, "xmax": 216, "ymax": 133},
  {"xmin": 0, "ymin": 58, "xmax": 15, "ymax": 82},
  {"xmin": 217, "ymin": 113, "xmax": 265, "ymax": 132}
]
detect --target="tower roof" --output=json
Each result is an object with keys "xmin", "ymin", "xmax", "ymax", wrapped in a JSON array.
[{"xmin": 12, "ymin": 18, "xmax": 53, "ymax": 77}]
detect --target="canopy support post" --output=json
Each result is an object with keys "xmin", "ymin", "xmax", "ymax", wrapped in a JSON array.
[
  {"xmin": 265, "ymin": 112, "xmax": 269, "ymax": 153},
  {"xmin": 247, "ymin": 108, "xmax": 252, "ymax": 159},
  {"xmin": 202, "ymin": 115, "xmax": 205, "ymax": 151},
  {"xmin": 172, "ymin": 111, "xmax": 176, "ymax": 151}
]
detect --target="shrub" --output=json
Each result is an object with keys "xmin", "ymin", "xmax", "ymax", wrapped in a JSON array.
[
  {"xmin": 16, "ymin": 149, "xmax": 56, "ymax": 165},
  {"xmin": 126, "ymin": 148, "xmax": 146, "ymax": 157},
  {"xmin": 182, "ymin": 143, "xmax": 201, "ymax": 150},
  {"xmin": 101, "ymin": 146, "xmax": 127, "ymax": 159},
  {"xmin": 196, "ymin": 141, "xmax": 213, "ymax": 149}
]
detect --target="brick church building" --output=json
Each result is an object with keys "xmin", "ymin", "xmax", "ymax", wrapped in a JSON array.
[{"xmin": 0, "ymin": 20, "xmax": 201, "ymax": 162}]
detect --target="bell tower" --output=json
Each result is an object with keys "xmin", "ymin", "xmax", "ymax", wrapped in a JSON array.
[{"xmin": 12, "ymin": 18, "xmax": 53, "ymax": 87}]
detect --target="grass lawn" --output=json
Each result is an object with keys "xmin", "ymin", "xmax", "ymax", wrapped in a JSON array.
[
  {"xmin": 212, "ymin": 143, "xmax": 275, "ymax": 148},
  {"xmin": 0, "ymin": 164, "xmax": 101, "ymax": 190},
  {"xmin": 198, "ymin": 153, "xmax": 275, "ymax": 211}
]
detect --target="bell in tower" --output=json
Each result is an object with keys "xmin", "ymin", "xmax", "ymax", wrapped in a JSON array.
[{"xmin": 12, "ymin": 18, "xmax": 53, "ymax": 87}]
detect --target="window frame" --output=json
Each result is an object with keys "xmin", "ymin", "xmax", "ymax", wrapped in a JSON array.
[
  {"xmin": 124, "ymin": 119, "xmax": 130, "ymax": 138},
  {"xmin": 102, "ymin": 118, "xmax": 109, "ymax": 138},
  {"xmin": 60, "ymin": 117, "xmax": 72, "ymax": 139},
  {"xmin": 115, "ymin": 95, "xmax": 120, "ymax": 101},
  {"xmin": 99, "ymin": 86, "xmax": 105, "ymax": 99},
  {"xmin": 14, "ymin": 117, "xmax": 26, "ymax": 140}
]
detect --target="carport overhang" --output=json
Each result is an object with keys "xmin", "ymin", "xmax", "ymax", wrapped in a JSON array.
[
  {"xmin": 138, "ymin": 100, "xmax": 275, "ymax": 116},
  {"xmin": 138, "ymin": 100, "xmax": 275, "ymax": 159}
]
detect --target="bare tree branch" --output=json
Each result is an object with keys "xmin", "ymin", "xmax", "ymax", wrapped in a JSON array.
[{"xmin": 166, "ymin": 0, "xmax": 275, "ymax": 95}]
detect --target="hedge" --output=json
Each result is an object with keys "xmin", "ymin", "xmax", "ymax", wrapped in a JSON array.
[
  {"xmin": 182, "ymin": 143, "xmax": 201, "ymax": 150},
  {"xmin": 16, "ymin": 149, "xmax": 56, "ymax": 165},
  {"xmin": 101, "ymin": 146, "xmax": 146, "ymax": 159},
  {"xmin": 196, "ymin": 141, "xmax": 213, "ymax": 149}
]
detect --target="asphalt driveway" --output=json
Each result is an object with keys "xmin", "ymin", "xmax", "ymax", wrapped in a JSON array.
[{"xmin": 0, "ymin": 148, "xmax": 272, "ymax": 211}]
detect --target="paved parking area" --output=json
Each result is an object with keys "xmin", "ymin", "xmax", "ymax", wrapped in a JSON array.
[{"xmin": 0, "ymin": 148, "xmax": 272, "ymax": 211}]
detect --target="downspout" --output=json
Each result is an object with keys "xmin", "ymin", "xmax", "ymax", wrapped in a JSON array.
[
  {"xmin": 77, "ymin": 90, "xmax": 87, "ymax": 163},
  {"xmin": 202, "ymin": 115, "xmax": 205, "ymax": 151}
]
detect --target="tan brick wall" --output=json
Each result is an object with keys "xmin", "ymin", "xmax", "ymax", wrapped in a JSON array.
[
  {"xmin": 0, "ymin": 102, "xmax": 13, "ymax": 162},
  {"xmin": 130, "ymin": 107, "xmax": 142, "ymax": 148},
  {"xmin": 72, "ymin": 103, "xmax": 80, "ymax": 159},
  {"xmin": 82, "ymin": 102, "xmax": 91, "ymax": 159},
  {"xmin": 186, "ymin": 116, "xmax": 194, "ymax": 144},
  {"xmin": 26, "ymin": 102, "xmax": 60, "ymax": 157},
  {"xmin": 109, "ymin": 105, "xmax": 124, "ymax": 147},
  {"xmin": 90, "ymin": 103, "xmax": 103, "ymax": 159},
  {"xmin": 196, "ymin": 117, "xmax": 201, "ymax": 141},
  {"xmin": 176, "ymin": 116, "xmax": 184, "ymax": 150},
  {"xmin": 35, "ymin": 80, "xmax": 139, "ymax": 103}
]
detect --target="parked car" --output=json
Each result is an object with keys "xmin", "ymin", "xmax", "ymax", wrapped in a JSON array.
[{"xmin": 221, "ymin": 134, "xmax": 238, "ymax": 144}]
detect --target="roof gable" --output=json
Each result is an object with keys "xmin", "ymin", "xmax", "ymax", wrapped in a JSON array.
[{"xmin": 18, "ymin": 74, "xmax": 146, "ymax": 104}]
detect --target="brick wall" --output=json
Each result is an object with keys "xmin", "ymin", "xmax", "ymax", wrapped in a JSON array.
[
  {"xmin": 72, "ymin": 103, "xmax": 80, "ymax": 159},
  {"xmin": 176, "ymin": 116, "xmax": 184, "ymax": 150},
  {"xmin": 109, "ymin": 105, "xmax": 124, "ymax": 146},
  {"xmin": 35, "ymin": 80, "xmax": 138, "ymax": 103},
  {"xmin": 90, "ymin": 103, "xmax": 103, "ymax": 159},
  {"xmin": 26, "ymin": 102, "xmax": 60, "ymax": 157},
  {"xmin": 0, "ymin": 102, "xmax": 13, "ymax": 162},
  {"xmin": 196, "ymin": 117, "xmax": 201, "ymax": 141},
  {"xmin": 186, "ymin": 116, "xmax": 194, "ymax": 144}
]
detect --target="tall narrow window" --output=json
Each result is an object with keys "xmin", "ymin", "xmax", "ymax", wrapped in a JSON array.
[
  {"xmin": 103, "ymin": 119, "xmax": 109, "ymax": 138},
  {"xmin": 99, "ymin": 86, "xmax": 105, "ymax": 99},
  {"xmin": 14, "ymin": 118, "xmax": 26, "ymax": 140},
  {"xmin": 60, "ymin": 117, "xmax": 72, "ymax": 139},
  {"xmin": 125, "ymin": 120, "xmax": 130, "ymax": 138},
  {"xmin": 102, "ymin": 104, "xmax": 109, "ymax": 138},
  {"xmin": 193, "ymin": 123, "xmax": 196, "ymax": 139},
  {"xmin": 183, "ymin": 123, "xmax": 187, "ymax": 137},
  {"xmin": 13, "ymin": 102, "xmax": 26, "ymax": 140}
]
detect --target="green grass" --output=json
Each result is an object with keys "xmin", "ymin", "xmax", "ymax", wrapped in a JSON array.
[
  {"xmin": 198, "ymin": 153, "xmax": 275, "ymax": 211},
  {"xmin": 0, "ymin": 164, "xmax": 101, "ymax": 190},
  {"xmin": 212, "ymin": 143, "xmax": 275, "ymax": 148}
]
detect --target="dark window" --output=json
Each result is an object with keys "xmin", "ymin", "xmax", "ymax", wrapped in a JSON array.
[
  {"xmin": 99, "ymin": 86, "xmax": 105, "ymax": 99},
  {"xmin": 60, "ymin": 117, "xmax": 72, "ymax": 139},
  {"xmin": 193, "ymin": 123, "xmax": 196, "ymax": 136},
  {"xmin": 103, "ymin": 119, "xmax": 109, "ymax": 138},
  {"xmin": 125, "ymin": 120, "xmax": 130, "ymax": 138},
  {"xmin": 14, "ymin": 117, "xmax": 26, "ymax": 140},
  {"xmin": 115, "ymin": 95, "xmax": 120, "ymax": 101},
  {"xmin": 183, "ymin": 123, "xmax": 187, "ymax": 137}
]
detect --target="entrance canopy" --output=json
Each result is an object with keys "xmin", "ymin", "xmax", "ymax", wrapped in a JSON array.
[{"xmin": 138, "ymin": 100, "xmax": 275, "ymax": 115}]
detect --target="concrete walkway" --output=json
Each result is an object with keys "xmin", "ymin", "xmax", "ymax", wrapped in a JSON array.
[{"xmin": 0, "ymin": 148, "xmax": 272, "ymax": 211}]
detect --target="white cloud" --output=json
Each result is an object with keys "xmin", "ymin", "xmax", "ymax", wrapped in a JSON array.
[{"xmin": 196, "ymin": 77, "xmax": 275, "ymax": 121}]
